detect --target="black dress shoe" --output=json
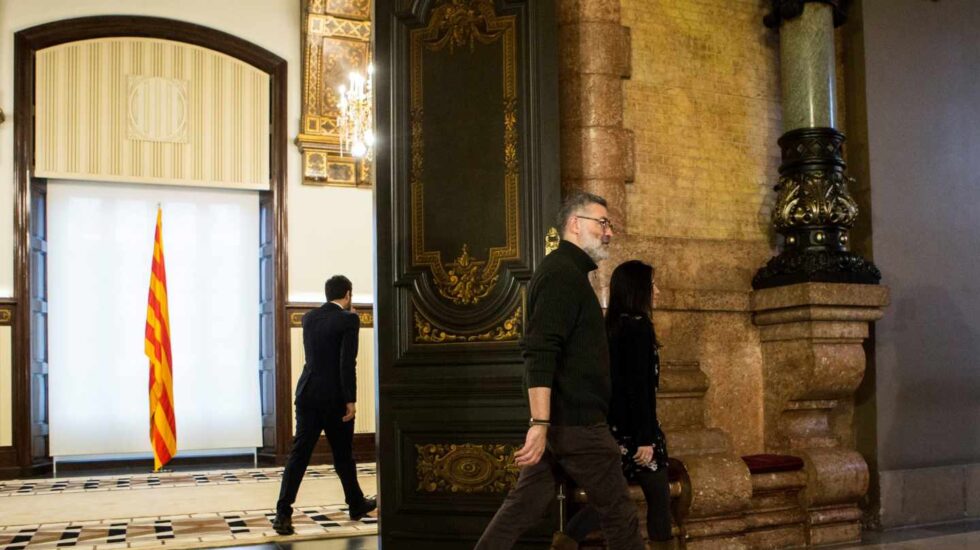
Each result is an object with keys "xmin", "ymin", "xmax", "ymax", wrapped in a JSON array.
[
  {"xmin": 349, "ymin": 497, "xmax": 377, "ymax": 521},
  {"xmin": 272, "ymin": 514, "xmax": 294, "ymax": 535}
]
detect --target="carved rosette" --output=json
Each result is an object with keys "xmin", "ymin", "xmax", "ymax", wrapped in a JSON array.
[
  {"xmin": 416, "ymin": 443, "xmax": 519, "ymax": 493},
  {"xmin": 754, "ymin": 128, "xmax": 880, "ymax": 289}
]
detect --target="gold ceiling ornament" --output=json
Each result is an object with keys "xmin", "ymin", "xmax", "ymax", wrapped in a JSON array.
[
  {"xmin": 413, "ymin": 305, "xmax": 522, "ymax": 344},
  {"xmin": 416, "ymin": 443, "xmax": 520, "ymax": 493},
  {"xmin": 438, "ymin": 244, "xmax": 499, "ymax": 305},
  {"xmin": 410, "ymin": 0, "xmax": 520, "ymax": 304}
]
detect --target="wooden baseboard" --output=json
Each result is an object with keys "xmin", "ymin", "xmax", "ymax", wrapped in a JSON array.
[{"xmin": 0, "ymin": 447, "xmax": 53, "ymax": 479}]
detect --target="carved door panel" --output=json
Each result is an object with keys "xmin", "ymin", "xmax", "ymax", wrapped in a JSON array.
[{"xmin": 374, "ymin": 0, "xmax": 559, "ymax": 546}]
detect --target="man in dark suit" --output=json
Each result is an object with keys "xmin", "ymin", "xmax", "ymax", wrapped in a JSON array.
[{"xmin": 272, "ymin": 275, "xmax": 376, "ymax": 535}]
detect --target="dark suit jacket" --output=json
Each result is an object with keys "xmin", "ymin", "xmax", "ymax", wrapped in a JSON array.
[{"xmin": 294, "ymin": 302, "xmax": 360, "ymax": 409}]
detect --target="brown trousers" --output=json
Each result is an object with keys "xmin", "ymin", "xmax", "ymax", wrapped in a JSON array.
[{"xmin": 475, "ymin": 424, "xmax": 643, "ymax": 550}]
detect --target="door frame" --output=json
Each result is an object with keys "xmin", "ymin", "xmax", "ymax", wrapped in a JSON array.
[{"xmin": 8, "ymin": 16, "xmax": 289, "ymax": 474}]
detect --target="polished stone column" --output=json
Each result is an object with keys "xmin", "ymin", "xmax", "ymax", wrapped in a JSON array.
[
  {"xmin": 779, "ymin": 3, "xmax": 837, "ymax": 130},
  {"xmin": 754, "ymin": 1, "xmax": 879, "ymax": 289}
]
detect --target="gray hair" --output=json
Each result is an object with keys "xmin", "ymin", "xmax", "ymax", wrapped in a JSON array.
[{"xmin": 557, "ymin": 192, "xmax": 607, "ymax": 234}]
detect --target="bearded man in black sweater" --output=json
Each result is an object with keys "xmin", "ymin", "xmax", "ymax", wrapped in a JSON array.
[{"xmin": 475, "ymin": 193, "xmax": 643, "ymax": 550}]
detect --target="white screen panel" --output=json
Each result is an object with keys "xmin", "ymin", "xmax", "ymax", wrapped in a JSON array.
[{"xmin": 48, "ymin": 180, "xmax": 261, "ymax": 456}]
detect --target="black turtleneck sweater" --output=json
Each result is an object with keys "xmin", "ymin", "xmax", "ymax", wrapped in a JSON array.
[{"xmin": 523, "ymin": 240, "xmax": 610, "ymax": 426}]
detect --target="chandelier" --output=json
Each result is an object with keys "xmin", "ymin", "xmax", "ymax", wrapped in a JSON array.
[{"xmin": 337, "ymin": 64, "xmax": 374, "ymax": 159}]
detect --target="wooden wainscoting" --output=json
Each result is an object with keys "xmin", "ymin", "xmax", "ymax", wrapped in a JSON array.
[{"xmin": 0, "ymin": 299, "xmax": 18, "ymax": 477}]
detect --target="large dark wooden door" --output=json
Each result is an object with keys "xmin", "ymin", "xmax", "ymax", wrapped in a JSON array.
[{"xmin": 374, "ymin": 0, "xmax": 560, "ymax": 547}]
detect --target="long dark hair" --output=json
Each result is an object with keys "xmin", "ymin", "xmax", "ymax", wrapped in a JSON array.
[{"xmin": 606, "ymin": 260, "xmax": 654, "ymax": 336}]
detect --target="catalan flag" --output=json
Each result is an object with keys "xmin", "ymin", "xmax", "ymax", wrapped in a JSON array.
[{"xmin": 144, "ymin": 207, "xmax": 176, "ymax": 471}]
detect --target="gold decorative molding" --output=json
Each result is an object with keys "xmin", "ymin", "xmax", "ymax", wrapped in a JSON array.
[
  {"xmin": 413, "ymin": 304, "xmax": 522, "ymax": 344},
  {"xmin": 436, "ymin": 244, "xmax": 499, "ymax": 305},
  {"xmin": 298, "ymin": 0, "xmax": 373, "ymax": 187},
  {"xmin": 422, "ymin": 0, "xmax": 508, "ymax": 53},
  {"xmin": 416, "ymin": 443, "xmax": 519, "ymax": 493},
  {"xmin": 287, "ymin": 302, "xmax": 374, "ymax": 328},
  {"xmin": 0, "ymin": 304, "xmax": 13, "ymax": 326},
  {"xmin": 410, "ymin": 0, "xmax": 520, "ymax": 305}
]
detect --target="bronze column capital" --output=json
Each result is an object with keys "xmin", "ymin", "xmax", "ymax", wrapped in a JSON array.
[{"xmin": 763, "ymin": 0, "xmax": 850, "ymax": 29}]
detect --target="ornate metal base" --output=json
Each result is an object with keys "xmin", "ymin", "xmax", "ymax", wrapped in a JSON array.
[{"xmin": 752, "ymin": 249, "xmax": 881, "ymax": 289}]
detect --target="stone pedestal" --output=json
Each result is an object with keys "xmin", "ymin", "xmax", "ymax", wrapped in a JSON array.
[
  {"xmin": 743, "ymin": 467, "xmax": 806, "ymax": 549},
  {"xmin": 752, "ymin": 282, "xmax": 889, "ymax": 545},
  {"xmin": 661, "ymin": 361, "xmax": 752, "ymax": 549}
]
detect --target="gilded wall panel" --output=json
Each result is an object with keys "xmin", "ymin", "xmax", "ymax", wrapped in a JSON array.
[
  {"xmin": 35, "ymin": 38, "xmax": 270, "ymax": 190},
  {"xmin": 299, "ymin": 0, "xmax": 373, "ymax": 187}
]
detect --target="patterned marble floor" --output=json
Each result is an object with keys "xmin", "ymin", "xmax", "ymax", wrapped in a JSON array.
[
  {"xmin": 0, "ymin": 465, "xmax": 375, "ymax": 498},
  {"xmin": 0, "ymin": 465, "xmax": 377, "ymax": 549}
]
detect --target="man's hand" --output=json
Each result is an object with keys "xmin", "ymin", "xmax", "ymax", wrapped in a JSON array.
[
  {"xmin": 634, "ymin": 445, "xmax": 654, "ymax": 466},
  {"xmin": 342, "ymin": 402, "xmax": 356, "ymax": 422},
  {"xmin": 514, "ymin": 425, "xmax": 548, "ymax": 468}
]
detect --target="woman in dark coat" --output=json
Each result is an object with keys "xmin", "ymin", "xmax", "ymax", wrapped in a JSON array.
[{"xmin": 553, "ymin": 260, "xmax": 672, "ymax": 550}]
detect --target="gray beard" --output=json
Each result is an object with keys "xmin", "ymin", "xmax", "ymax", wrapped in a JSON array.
[{"xmin": 581, "ymin": 241, "xmax": 609, "ymax": 262}]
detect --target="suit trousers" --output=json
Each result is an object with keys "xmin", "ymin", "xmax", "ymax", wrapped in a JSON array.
[
  {"xmin": 276, "ymin": 403, "xmax": 365, "ymax": 517},
  {"xmin": 474, "ymin": 424, "xmax": 644, "ymax": 550}
]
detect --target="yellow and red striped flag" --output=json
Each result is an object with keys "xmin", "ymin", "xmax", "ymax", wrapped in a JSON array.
[{"xmin": 144, "ymin": 206, "xmax": 176, "ymax": 471}]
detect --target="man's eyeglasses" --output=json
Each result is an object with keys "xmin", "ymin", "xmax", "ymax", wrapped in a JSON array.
[{"xmin": 576, "ymin": 215, "xmax": 614, "ymax": 232}]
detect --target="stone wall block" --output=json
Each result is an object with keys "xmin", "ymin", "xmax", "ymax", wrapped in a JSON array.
[
  {"xmin": 800, "ymin": 448, "xmax": 869, "ymax": 507},
  {"xmin": 623, "ymin": 127, "xmax": 635, "ymax": 183},
  {"xmin": 670, "ymin": 428, "xmax": 734, "ymax": 457},
  {"xmin": 557, "ymin": 0, "xmax": 621, "ymax": 25},
  {"xmin": 676, "ymin": 453, "xmax": 753, "ymax": 519},
  {"xmin": 558, "ymin": 22, "xmax": 630, "ymax": 77},
  {"xmin": 560, "ymin": 127, "xmax": 627, "ymax": 181},
  {"xmin": 558, "ymin": 73, "xmax": 624, "ymax": 129}
]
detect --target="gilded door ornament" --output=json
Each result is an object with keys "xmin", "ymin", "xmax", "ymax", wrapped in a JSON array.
[
  {"xmin": 545, "ymin": 227, "xmax": 560, "ymax": 255},
  {"xmin": 424, "ymin": 0, "xmax": 507, "ymax": 53},
  {"xmin": 414, "ymin": 305, "xmax": 522, "ymax": 344},
  {"xmin": 410, "ymin": 0, "xmax": 520, "ymax": 306},
  {"xmin": 416, "ymin": 443, "xmax": 520, "ymax": 493},
  {"xmin": 439, "ymin": 244, "xmax": 499, "ymax": 305}
]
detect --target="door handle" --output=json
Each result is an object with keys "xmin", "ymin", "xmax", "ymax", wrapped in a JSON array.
[{"xmin": 545, "ymin": 227, "xmax": 559, "ymax": 255}]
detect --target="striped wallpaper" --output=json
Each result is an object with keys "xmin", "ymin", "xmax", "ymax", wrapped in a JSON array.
[{"xmin": 35, "ymin": 38, "xmax": 270, "ymax": 190}]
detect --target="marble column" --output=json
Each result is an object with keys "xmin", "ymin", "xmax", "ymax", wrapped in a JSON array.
[{"xmin": 754, "ymin": 1, "xmax": 879, "ymax": 289}]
